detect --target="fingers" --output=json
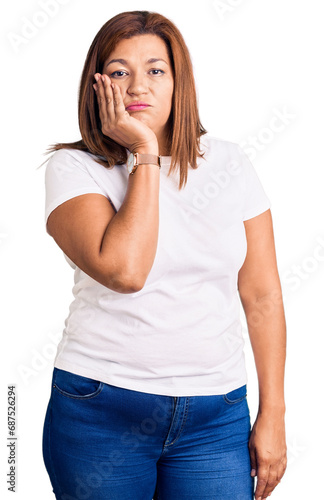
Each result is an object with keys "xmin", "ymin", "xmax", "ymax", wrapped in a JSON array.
[
  {"xmin": 254, "ymin": 460, "xmax": 286, "ymax": 499},
  {"xmin": 93, "ymin": 74, "xmax": 128, "ymax": 138},
  {"xmin": 93, "ymin": 73, "xmax": 115, "ymax": 127},
  {"xmin": 254, "ymin": 464, "xmax": 269, "ymax": 500},
  {"xmin": 101, "ymin": 75, "xmax": 115, "ymax": 117},
  {"xmin": 260, "ymin": 457, "xmax": 287, "ymax": 499},
  {"xmin": 259, "ymin": 466, "xmax": 277, "ymax": 499},
  {"xmin": 249, "ymin": 446, "xmax": 257, "ymax": 479},
  {"xmin": 110, "ymin": 81, "xmax": 127, "ymax": 118}
]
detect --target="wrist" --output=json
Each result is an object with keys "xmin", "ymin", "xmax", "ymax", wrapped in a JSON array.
[
  {"xmin": 136, "ymin": 147, "xmax": 159, "ymax": 156},
  {"xmin": 134, "ymin": 139, "xmax": 159, "ymax": 156},
  {"xmin": 258, "ymin": 402, "xmax": 286, "ymax": 416}
]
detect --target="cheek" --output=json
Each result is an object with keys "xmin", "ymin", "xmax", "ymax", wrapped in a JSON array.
[
  {"xmin": 119, "ymin": 88, "xmax": 128, "ymax": 103},
  {"xmin": 160, "ymin": 87, "xmax": 174, "ymax": 112},
  {"xmin": 166, "ymin": 85, "xmax": 174, "ymax": 110}
]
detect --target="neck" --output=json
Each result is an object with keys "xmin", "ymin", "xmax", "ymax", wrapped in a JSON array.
[
  {"xmin": 158, "ymin": 137, "xmax": 171, "ymax": 157},
  {"xmin": 157, "ymin": 123, "xmax": 172, "ymax": 156}
]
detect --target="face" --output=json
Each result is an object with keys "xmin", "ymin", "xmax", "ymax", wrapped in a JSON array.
[{"xmin": 103, "ymin": 34, "xmax": 174, "ymax": 152}]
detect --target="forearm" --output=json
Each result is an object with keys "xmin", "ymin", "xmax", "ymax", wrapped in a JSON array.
[
  {"xmin": 92, "ymin": 75, "xmax": 161, "ymax": 291},
  {"xmin": 242, "ymin": 289, "xmax": 287, "ymax": 413},
  {"xmin": 99, "ymin": 163, "xmax": 160, "ymax": 290}
]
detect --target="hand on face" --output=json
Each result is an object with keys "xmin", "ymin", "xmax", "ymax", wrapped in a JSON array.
[
  {"xmin": 93, "ymin": 34, "xmax": 174, "ymax": 154},
  {"xmin": 93, "ymin": 73, "xmax": 158, "ymax": 154}
]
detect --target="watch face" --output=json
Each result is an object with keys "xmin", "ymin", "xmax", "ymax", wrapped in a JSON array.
[{"xmin": 127, "ymin": 153, "xmax": 134, "ymax": 174}]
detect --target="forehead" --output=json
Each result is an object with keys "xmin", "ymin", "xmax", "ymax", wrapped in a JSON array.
[{"xmin": 107, "ymin": 34, "xmax": 170, "ymax": 61}]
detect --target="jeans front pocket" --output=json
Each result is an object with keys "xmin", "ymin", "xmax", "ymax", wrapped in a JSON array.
[
  {"xmin": 52, "ymin": 367, "xmax": 104, "ymax": 400},
  {"xmin": 223, "ymin": 385, "xmax": 247, "ymax": 405}
]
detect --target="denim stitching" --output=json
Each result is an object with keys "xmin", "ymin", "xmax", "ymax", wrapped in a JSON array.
[
  {"xmin": 52, "ymin": 382, "xmax": 104, "ymax": 400},
  {"xmin": 223, "ymin": 393, "xmax": 247, "ymax": 405},
  {"xmin": 164, "ymin": 397, "xmax": 190, "ymax": 448},
  {"xmin": 44, "ymin": 389, "xmax": 66, "ymax": 498}
]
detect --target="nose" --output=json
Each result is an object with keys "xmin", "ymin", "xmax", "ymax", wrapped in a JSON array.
[{"xmin": 127, "ymin": 71, "xmax": 148, "ymax": 96}]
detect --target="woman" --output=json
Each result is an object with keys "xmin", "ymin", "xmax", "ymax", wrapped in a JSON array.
[{"xmin": 42, "ymin": 10, "xmax": 287, "ymax": 500}]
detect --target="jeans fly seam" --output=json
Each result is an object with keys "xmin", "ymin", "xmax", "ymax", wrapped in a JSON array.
[{"xmin": 164, "ymin": 397, "xmax": 190, "ymax": 448}]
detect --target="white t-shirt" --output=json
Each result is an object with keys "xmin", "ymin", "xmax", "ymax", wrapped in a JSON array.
[{"xmin": 44, "ymin": 134, "xmax": 271, "ymax": 396}]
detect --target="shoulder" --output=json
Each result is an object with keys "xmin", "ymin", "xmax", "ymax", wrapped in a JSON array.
[
  {"xmin": 197, "ymin": 135, "xmax": 260, "ymax": 188},
  {"xmin": 46, "ymin": 148, "xmax": 98, "ymax": 168},
  {"xmin": 45, "ymin": 148, "xmax": 110, "ymax": 179},
  {"xmin": 199, "ymin": 134, "xmax": 244, "ymax": 160}
]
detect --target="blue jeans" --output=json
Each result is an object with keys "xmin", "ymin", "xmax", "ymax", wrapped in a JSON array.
[{"xmin": 42, "ymin": 368, "xmax": 254, "ymax": 499}]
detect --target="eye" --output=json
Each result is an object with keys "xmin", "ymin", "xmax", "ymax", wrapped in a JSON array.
[
  {"xmin": 150, "ymin": 69, "xmax": 165, "ymax": 75},
  {"xmin": 110, "ymin": 70, "xmax": 128, "ymax": 78}
]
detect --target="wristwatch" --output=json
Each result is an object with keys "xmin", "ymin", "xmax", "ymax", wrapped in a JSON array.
[{"xmin": 127, "ymin": 153, "xmax": 161, "ymax": 175}]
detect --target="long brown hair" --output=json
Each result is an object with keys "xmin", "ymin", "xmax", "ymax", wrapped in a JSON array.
[{"xmin": 42, "ymin": 10, "xmax": 207, "ymax": 190}]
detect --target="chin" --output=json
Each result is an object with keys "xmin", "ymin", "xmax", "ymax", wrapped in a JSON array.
[{"xmin": 132, "ymin": 115, "xmax": 154, "ymax": 127}]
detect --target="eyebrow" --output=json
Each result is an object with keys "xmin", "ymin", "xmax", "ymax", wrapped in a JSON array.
[{"xmin": 106, "ymin": 58, "xmax": 168, "ymax": 68}]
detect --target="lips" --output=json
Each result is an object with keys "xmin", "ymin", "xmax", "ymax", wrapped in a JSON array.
[{"xmin": 126, "ymin": 102, "xmax": 151, "ymax": 111}]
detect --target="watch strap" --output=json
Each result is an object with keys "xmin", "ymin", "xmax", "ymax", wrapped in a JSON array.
[{"xmin": 134, "ymin": 153, "xmax": 161, "ymax": 167}]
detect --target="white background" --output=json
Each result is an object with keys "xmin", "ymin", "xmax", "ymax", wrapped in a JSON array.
[{"xmin": 1, "ymin": 0, "xmax": 323, "ymax": 498}]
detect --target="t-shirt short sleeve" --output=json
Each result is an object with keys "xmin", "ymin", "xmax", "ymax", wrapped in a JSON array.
[
  {"xmin": 44, "ymin": 149, "xmax": 107, "ymax": 233},
  {"xmin": 237, "ymin": 145, "xmax": 272, "ymax": 221}
]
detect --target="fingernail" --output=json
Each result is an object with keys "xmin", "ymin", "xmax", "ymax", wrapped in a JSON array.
[
  {"xmin": 94, "ymin": 74, "xmax": 99, "ymax": 82},
  {"xmin": 93, "ymin": 83, "xmax": 97, "ymax": 91}
]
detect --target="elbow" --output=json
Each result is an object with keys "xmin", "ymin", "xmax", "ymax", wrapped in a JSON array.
[
  {"xmin": 81, "ymin": 252, "xmax": 142, "ymax": 292},
  {"xmin": 114, "ymin": 263, "xmax": 147, "ymax": 293},
  {"xmin": 103, "ymin": 269, "xmax": 145, "ymax": 294},
  {"xmin": 121, "ymin": 280, "xmax": 144, "ymax": 294},
  {"xmin": 238, "ymin": 287, "xmax": 284, "ymax": 313},
  {"xmin": 95, "ymin": 255, "xmax": 147, "ymax": 293},
  {"xmin": 122, "ymin": 273, "xmax": 145, "ymax": 293}
]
